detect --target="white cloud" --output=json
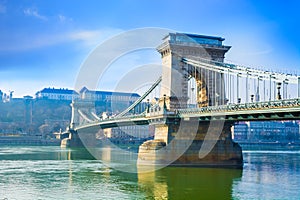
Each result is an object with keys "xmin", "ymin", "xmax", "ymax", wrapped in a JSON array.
[
  {"xmin": 0, "ymin": 3, "xmax": 6, "ymax": 13},
  {"xmin": 0, "ymin": 28, "xmax": 123, "ymax": 52},
  {"xmin": 58, "ymin": 14, "xmax": 66, "ymax": 22},
  {"xmin": 69, "ymin": 30, "xmax": 104, "ymax": 46},
  {"xmin": 70, "ymin": 30, "xmax": 101, "ymax": 41},
  {"xmin": 24, "ymin": 7, "xmax": 47, "ymax": 20},
  {"xmin": 68, "ymin": 29, "xmax": 124, "ymax": 47},
  {"xmin": 58, "ymin": 14, "xmax": 73, "ymax": 23}
]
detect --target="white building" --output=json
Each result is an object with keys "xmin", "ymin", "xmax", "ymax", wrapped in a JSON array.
[
  {"xmin": 35, "ymin": 88, "xmax": 79, "ymax": 100},
  {"xmin": 79, "ymin": 87, "xmax": 140, "ymax": 102}
]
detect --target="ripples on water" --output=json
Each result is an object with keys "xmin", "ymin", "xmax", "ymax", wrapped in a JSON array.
[{"xmin": 0, "ymin": 146, "xmax": 299, "ymax": 200}]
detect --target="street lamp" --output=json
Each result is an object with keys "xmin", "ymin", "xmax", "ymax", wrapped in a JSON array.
[
  {"xmin": 147, "ymin": 99, "xmax": 150, "ymax": 113},
  {"xmin": 163, "ymin": 94, "xmax": 167, "ymax": 110},
  {"xmin": 276, "ymin": 82, "xmax": 282, "ymax": 100}
]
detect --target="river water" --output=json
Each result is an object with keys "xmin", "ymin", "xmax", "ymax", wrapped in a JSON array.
[{"xmin": 0, "ymin": 146, "xmax": 299, "ymax": 200}]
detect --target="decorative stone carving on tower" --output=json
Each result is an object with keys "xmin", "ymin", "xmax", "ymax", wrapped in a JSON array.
[{"xmin": 157, "ymin": 33, "xmax": 231, "ymax": 110}]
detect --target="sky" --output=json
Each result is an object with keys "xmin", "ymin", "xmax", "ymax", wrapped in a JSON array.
[{"xmin": 0, "ymin": 0, "xmax": 300, "ymax": 97}]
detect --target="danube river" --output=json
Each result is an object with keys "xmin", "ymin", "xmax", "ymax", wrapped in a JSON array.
[{"xmin": 0, "ymin": 146, "xmax": 299, "ymax": 200}]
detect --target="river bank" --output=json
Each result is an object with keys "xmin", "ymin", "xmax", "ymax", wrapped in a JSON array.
[
  {"xmin": 237, "ymin": 141, "xmax": 300, "ymax": 150},
  {"xmin": 0, "ymin": 135, "xmax": 60, "ymax": 146}
]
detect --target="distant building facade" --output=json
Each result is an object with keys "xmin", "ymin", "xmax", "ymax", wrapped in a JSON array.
[
  {"xmin": 35, "ymin": 88, "xmax": 79, "ymax": 100},
  {"xmin": 79, "ymin": 87, "xmax": 141, "ymax": 114},
  {"xmin": 233, "ymin": 122, "xmax": 248, "ymax": 141},
  {"xmin": 233, "ymin": 121, "xmax": 300, "ymax": 142},
  {"xmin": 0, "ymin": 89, "xmax": 14, "ymax": 102},
  {"xmin": 80, "ymin": 87, "xmax": 140, "ymax": 102},
  {"xmin": 0, "ymin": 90, "xmax": 2, "ymax": 102}
]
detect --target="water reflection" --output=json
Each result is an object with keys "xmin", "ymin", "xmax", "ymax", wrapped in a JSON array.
[
  {"xmin": 60, "ymin": 147, "xmax": 242, "ymax": 199},
  {"xmin": 66, "ymin": 146, "xmax": 243, "ymax": 199},
  {"xmin": 1, "ymin": 146, "xmax": 300, "ymax": 199},
  {"xmin": 137, "ymin": 167, "xmax": 242, "ymax": 200},
  {"xmin": 78, "ymin": 127, "xmax": 169, "ymax": 173},
  {"xmin": 232, "ymin": 150, "xmax": 300, "ymax": 199}
]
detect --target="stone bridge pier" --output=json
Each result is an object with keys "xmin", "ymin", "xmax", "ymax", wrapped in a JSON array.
[{"xmin": 138, "ymin": 117, "xmax": 243, "ymax": 168}]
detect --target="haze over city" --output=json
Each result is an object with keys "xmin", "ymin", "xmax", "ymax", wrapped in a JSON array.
[{"xmin": 0, "ymin": 0, "xmax": 300, "ymax": 97}]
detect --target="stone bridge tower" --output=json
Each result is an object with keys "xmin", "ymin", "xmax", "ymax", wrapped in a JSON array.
[
  {"xmin": 157, "ymin": 33, "xmax": 231, "ymax": 109},
  {"xmin": 70, "ymin": 100, "xmax": 96, "ymax": 129},
  {"xmin": 62, "ymin": 99, "xmax": 97, "ymax": 147},
  {"xmin": 138, "ymin": 33, "xmax": 242, "ymax": 168}
]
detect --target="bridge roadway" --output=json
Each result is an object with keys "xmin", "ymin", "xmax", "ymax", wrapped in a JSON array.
[{"xmin": 75, "ymin": 98, "xmax": 300, "ymax": 131}]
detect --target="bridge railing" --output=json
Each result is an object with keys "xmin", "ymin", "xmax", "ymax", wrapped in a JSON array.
[
  {"xmin": 77, "ymin": 103, "xmax": 177, "ymax": 128},
  {"xmin": 76, "ymin": 113, "xmax": 147, "ymax": 128},
  {"xmin": 178, "ymin": 98, "xmax": 300, "ymax": 115}
]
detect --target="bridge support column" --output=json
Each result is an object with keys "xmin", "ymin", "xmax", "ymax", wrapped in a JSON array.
[
  {"xmin": 70, "ymin": 102, "xmax": 79, "ymax": 129},
  {"xmin": 61, "ymin": 130, "xmax": 84, "ymax": 148},
  {"xmin": 138, "ymin": 120, "xmax": 243, "ymax": 168},
  {"xmin": 61, "ymin": 127, "xmax": 97, "ymax": 148}
]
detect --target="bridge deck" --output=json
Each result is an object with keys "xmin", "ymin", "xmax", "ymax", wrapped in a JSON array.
[{"xmin": 75, "ymin": 98, "xmax": 300, "ymax": 130}]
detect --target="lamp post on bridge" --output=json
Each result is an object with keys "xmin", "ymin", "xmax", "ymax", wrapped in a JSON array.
[
  {"xmin": 215, "ymin": 93, "xmax": 219, "ymax": 106},
  {"xmin": 298, "ymin": 77, "xmax": 300, "ymax": 98},
  {"xmin": 282, "ymin": 79, "xmax": 288, "ymax": 99},
  {"xmin": 255, "ymin": 76, "xmax": 261, "ymax": 102},
  {"xmin": 250, "ymin": 94, "xmax": 254, "ymax": 103},
  {"xmin": 276, "ymin": 82, "xmax": 282, "ymax": 100},
  {"xmin": 191, "ymin": 87, "xmax": 195, "ymax": 108},
  {"xmin": 147, "ymin": 99, "xmax": 150, "ymax": 113},
  {"xmin": 237, "ymin": 98, "xmax": 241, "ymax": 104},
  {"xmin": 236, "ymin": 73, "xmax": 240, "ymax": 104},
  {"xmin": 163, "ymin": 94, "xmax": 167, "ymax": 111},
  {"xmin": 246, "ymin": 72, "xmax": 249, "ymax": 103},
  {"xmin": 269, "ymin": 75, "xmax": 272, "ymax": 101}
]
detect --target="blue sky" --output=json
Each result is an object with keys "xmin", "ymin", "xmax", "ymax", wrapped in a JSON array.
[{"xmin": 0, "ymin": 0, "xmax": 300, "ymax": 97}]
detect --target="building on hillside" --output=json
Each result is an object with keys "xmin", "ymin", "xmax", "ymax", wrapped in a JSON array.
[
  {"xmin": 0, "ymin": 90, "xmax": 14, "ymax": 102},
  {"xmin": 80, "ymin": 87, "xmax": 140, "ymax": 102},
  {"xmin": 35, "ymin": 88, "xmax": 80, "ymax": 100},
  {"xmin": 79, "ymin": 87, "xmax": 142, "ymax": 114}
]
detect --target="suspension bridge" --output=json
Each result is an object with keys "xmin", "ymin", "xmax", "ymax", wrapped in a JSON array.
[{"xmin": 62, "ymin": 32, "xmax": 300, "ymax": 168}]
